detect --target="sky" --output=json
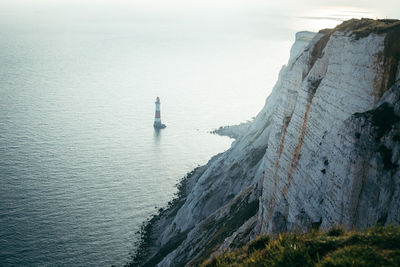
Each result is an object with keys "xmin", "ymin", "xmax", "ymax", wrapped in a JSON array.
[{"xmin": 1, "ymin": 0, "xmax": 399, "ymax": 33}]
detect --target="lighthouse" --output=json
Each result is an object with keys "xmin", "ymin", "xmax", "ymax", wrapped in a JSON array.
[{"xmin": 154, "ymin": 97, "xmax": 166, "ymax": 129}]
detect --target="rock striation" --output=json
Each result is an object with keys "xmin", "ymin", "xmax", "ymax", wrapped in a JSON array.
[{"xmin": 130, "ymin": 19, "xmax": 400, "ymax": 267}]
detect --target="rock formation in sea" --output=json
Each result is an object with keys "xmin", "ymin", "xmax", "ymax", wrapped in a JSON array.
[{"xmin": 129, "ymin": 19, "xmax": 400, "ymax": 267}]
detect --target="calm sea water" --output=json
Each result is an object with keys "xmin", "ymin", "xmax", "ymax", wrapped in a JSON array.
[
  {"xmin": 0, "ymin": 6, "xmax": 292, "ymax": 267},
  {"xmin": 0, "ymin": 2, "xmax": 390, "ymax": 266}
]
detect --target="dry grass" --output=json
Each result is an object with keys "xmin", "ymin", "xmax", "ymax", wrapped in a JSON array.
[{"xmin": 201, "ymin": 225, "xmax": 400, "ymax": 267}]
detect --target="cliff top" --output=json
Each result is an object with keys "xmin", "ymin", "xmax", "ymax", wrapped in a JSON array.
[
  {"xmin": 315, "ymin": 18, "xmax": 400, "ymax": 99},
  {"xmin": 331, "ymin": 18, "xmax": 400, "ymax": 39}
]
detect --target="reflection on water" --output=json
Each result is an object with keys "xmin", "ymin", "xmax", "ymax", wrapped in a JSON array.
[{"xmin": 153, "ymin": 128, "xmax": 162, "ymax": 145}]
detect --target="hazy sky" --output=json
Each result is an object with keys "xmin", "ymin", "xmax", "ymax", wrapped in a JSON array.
[{"xmin": 1, "ymin": 0, "xmax": 399, "ymax": 32}]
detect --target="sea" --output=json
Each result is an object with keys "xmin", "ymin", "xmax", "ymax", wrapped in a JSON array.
[{"xmin": 0, "ymin": 1, "xmax": 391, "ymax": 266}]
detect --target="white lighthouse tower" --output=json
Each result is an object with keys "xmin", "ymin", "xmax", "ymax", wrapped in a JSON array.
[{"xmin": 154, "ymin": 97, "xmax": 166, "ymax": 129}]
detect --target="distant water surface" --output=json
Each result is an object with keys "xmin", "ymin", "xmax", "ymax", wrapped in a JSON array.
[{"xmin": 0, "ymin": 1, "xmax": 393, "ymax": 266}]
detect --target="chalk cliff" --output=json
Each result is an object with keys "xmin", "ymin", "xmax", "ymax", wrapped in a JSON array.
[{"xmin": 130, "ymin": 19, "xmax": 400, "ymax": 267}]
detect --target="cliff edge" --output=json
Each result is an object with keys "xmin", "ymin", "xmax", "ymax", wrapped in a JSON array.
[{"xmin": 129, "ymin": 18, "xmax": 400, "ymax": 267}]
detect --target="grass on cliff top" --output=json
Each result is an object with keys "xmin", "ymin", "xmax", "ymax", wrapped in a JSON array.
[
  {"xmin": 202, "ymin": 225, "xmax": 400, "ymax": 267},
  {"xmin": 332, "ymin": 18, "xmax": 400, "ymax": 39}
]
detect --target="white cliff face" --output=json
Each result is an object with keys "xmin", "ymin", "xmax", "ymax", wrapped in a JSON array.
[
  {"xmin": 290, "ymin": 31, "xmax": 318, "ymax": 60},
  {"xmin": 257, "ymin": 25, "xmax": 400, "ymax": 233},
  {"xmin": 132, "ymin": 19, "xmax": 400, "ymax": 267},
  {"xmin": 258, "ymin": 31, "xmax": 386, "ymax": 232}
]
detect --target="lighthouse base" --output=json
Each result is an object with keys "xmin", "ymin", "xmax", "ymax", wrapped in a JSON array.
[{"xmin": 154, "ymin": 122, "xmax": 166, "ymax": 129}]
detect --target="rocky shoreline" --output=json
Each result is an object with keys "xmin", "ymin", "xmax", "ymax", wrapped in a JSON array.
[
  {"xmin": 126, "ymin": 166, "xmax": 209, "ymax": 266},
  {"xmin": 210, "ymin": 121, "xmax": 252, "ymax": 140}
]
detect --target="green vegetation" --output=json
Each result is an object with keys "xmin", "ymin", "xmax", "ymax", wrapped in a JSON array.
[
  {"xmin": 333, "ymin": 18, "xmax": 400, "ymax": 39},
  {"xmin": 202, "ymin": 225, "xmax": 400, "ymax": 267}
]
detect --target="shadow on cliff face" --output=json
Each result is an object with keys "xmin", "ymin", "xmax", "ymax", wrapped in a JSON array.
[
  {"xmin": 350, "ymin": 81, "xmax": 400, "ymax": 227},
  {"xmin": 186, "ymin": 186, "xmax": 259, "ymax": 266},
  {"xmin": 126, "ymin": 167, "xmax": 206, "ymax": 267}
]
